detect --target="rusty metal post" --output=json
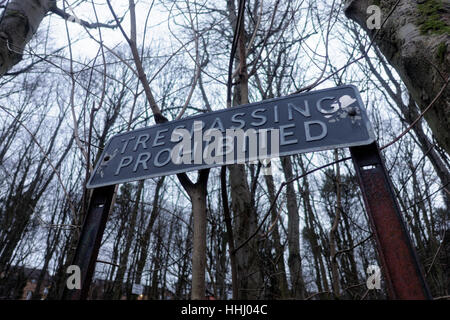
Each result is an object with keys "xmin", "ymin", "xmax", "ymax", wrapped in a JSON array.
[
  {"xmin": 350, "ymin": 142, "xmax": 431, "ymax": 299},
  {"xmin": 61, "ymin": 185, "xmax": 115, "ymax": 300}
]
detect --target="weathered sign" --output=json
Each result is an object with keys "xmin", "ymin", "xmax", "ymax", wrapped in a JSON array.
[
  {"xmin": 73, "ymin": 85, "xmax": 430, "ymax": 301},
  {"xmin": 87, "ymin": 85, "xmax": 375, "ymax": 188}
]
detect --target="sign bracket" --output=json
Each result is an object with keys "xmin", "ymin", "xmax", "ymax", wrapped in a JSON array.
[{"xmin": 350, "ymin": 142, "xmax": 431, "ymax": 299}]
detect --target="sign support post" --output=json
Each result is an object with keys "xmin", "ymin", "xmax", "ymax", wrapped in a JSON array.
[
  {"xmin": 61, "ymin": 185, "xmax": 115, "ymax": 300},
  {"xmin": 350, "ymin": 142, "xmax": 432, "ymax": 299}
]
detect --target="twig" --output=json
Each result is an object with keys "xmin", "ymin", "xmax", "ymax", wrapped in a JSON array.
[
  {"xmin": 175, "ymin": 2, "xmax": 202, "ymax": 120},
  {"xmin": 0, "ymin": 105, "xmax": 77, "ymax": 218},
  {"xmin": 96, "ymin": 259, "xmax": 120, "ymax": 268},
  {"xmin": 62, "ymin": 1, "xmax": 92, "ymax": 174},
  {"xmin": 32, "ymin": 205, "xmax": 79, "ymax": 230},
  {"xmin": 297, "ymin": 0, "xmax": 336, "ymax": 92},
  {"xmin": 233, "ymin": 77, "xmax": 448, "ymax": 255},
  {"xmin": 106, "ymin": 0, "xmax": 166, "ymax": 123},
  {"xmin": 335, "ymin": 234, "xmax": 373, "ymax": 257},
  {"xmin": 50, "ymin": 5, "xmax": 122, "ymax": 29},
  {"xmin": 226, "ymin": 0, "xmax": 247, "ymax": 108},
  {"xmin": 294, "ymin": 0, "xmax": 402, "ymax": 93},
  {"xmin": 426, "ymin": 232, "xmax": 446, "ymax": 275},
  {"xmin": 380, "ymin": 77, "xmax": 450, "ymax": 150}
]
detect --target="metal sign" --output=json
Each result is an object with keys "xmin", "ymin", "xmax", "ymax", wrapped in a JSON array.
[
  {"xmin": 69, "ymin": 85, "xmax": 430, "ymax": 301},
  {"xmin": 87, "ymin": 85, "xmax": 375, "ymax": 188}
]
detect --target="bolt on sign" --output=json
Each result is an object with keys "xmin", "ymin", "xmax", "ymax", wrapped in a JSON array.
[{"xmin": 87, "ymin": 85, "xmax": 375, "ymax": 188}]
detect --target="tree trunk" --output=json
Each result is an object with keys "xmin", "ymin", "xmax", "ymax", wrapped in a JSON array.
[
  {"xmin": 113, "ymin": 181, "xmax": 143, "ymax": 299},
  {"xmin": 280, "ymin": 156, "xmax": 306, "ymax": 299},
  {"xmin": 357, "ymin": 41, "xmax": 450, "ymax": 209},
  {"xmin": 0, "ymin": 0, "xmax": 55, "ymax": 75},
  {"xmin": 229, "ymin": 164, "xmax": 262, "ymax": 299},
  {"xmin": 263, "ymin": 173, "xmax": 290, "ymax": 299},
  {"xmin": 177, "ymin": 170, "xmax": 210, "ymax": 300},
  {"xmin": 220, "ymin": 166, "xmax": 239, "ymax": 299},
  {"xmin": 150, "ymin": 228, "xmax": 162, "ymax": 299},
  {"xmin": 297, "ymin": 155, "xmax": 331, "ymax": 295},
  {"xmin": 190, "ymin": 185, "xmax": 207, "ymax": 300},
  {"xmin": 344, "ymin": 0, "xmax": 450, "ymax": 154},
  {"xmin": 329, "ymin": 150, "xmax": 342, "ymax": 298},
  {"xmin": 226, "ymin": 0, "xmax": 263, "ymax": 299},
  {"xmin": 134, "ymin": 177, "xmax": 165, "ymax": 286}
]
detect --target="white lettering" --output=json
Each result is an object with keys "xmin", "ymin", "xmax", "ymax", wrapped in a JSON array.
[
  {"xmin": 279, "ymin": 123, "xmax": 298, "ymax": 146},
  {"xmin": 153, "ymin": 129, "xmax": 168, "ymax": 147},
  {"xmin": 288, "ymin": 101, "xmax": 310, "ymax": 119},
  {"xmin": 115, "ymin": 156, "xmax": 133, "ymax": 175}
]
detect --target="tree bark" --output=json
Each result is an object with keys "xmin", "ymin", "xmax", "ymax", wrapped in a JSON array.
[
  {"xmin": 229, "ymin": 163, "xmax": 262, "ymax": 299},
  {"xmin": 177, "ymin": 170, "xmax": 210, "ymax": 300},
  {"xmin": 263, "ymin": 173, "xmax": 290, "ymax": 299},
  {"xmin": 220, "ymin": 166, "xmax": 239, "ymax": 299},
  {"xmin": 329, "ymin": 150, "xmax": 342, "ymax": 298},
  {"xmin": 113, "ymin": 181, "xmax": 143, "ymax": 299},
  {"xmin": 359, "ymin": 42, "xmax": 450, "ymax": 209},
  {"xmin": 0, "ymin": 0, "xmax": 55, "ymax": 75},
  {"xmin": 297, "ymin": 155, "xmax": 331, "ymax": 295},
  {"xmin": 227, "ymin": 0, "xmax": 263, "ymax": 299},
  {"xmin": 134, "ymin": 177, "xmax": 165, "ymax": 287},
  {"xmin": 190, "ymin": 185, "xmax": 208, "ymax": 300},
  {"xmin": 344, "ymin": 0, "xmax": 450, "ymax": 154},
  {"xmin": 280, "ymin": 156, "xmax": 306, "ymax": 299}
]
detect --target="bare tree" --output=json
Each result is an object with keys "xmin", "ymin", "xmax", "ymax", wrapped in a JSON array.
[{"xmin": 344, "ymin": 0, "xmax": 450, "ymax": 154}]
